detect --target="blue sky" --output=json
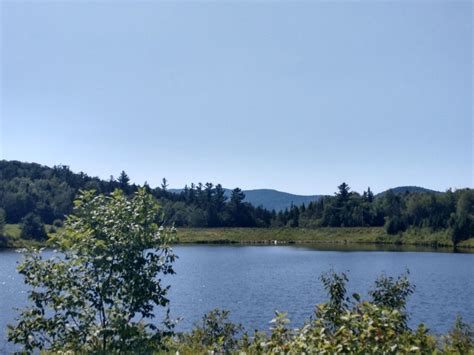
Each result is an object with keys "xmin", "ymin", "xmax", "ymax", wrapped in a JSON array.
[{"xmin": 1, "ymin": 1, "xmax": 472, "ymax": 195}]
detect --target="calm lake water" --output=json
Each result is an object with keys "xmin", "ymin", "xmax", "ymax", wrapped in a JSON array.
[{"xmin": 1, "ymin": 244, "xmax": 474, "ymax": 352}]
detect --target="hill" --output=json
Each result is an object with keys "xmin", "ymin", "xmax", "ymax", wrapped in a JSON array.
[
  {"xmin": 241, "ymin": 189, "xmax": 322, "ymax": 211},
  {"xmin": 376, "ymin": 186, "xmax": 440, "ymax": 197},
  {"xmin": 169, "ymin": 188, "xmax": 322, "ymax": 211}
]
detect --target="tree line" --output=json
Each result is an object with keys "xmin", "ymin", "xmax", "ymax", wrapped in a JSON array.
[
  {"xmin": 0, "ymin": 160, "xmax": 472, "ymax": 244},
  {"xmin": 278, "ymin": 182, "xmax": 473, "ymax": 244}
]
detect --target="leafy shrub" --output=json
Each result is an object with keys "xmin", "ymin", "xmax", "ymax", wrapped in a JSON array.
[
  {"xmin": 167, "ymin": 272, "xmax": 472, "ymax": 354},
  {"xmin": 385, "ymin": 216, "xmax": 407, "ymax": 235},
  {"xmin": 318, "ymin": 271, "xmax": 350, "ymax": 330},
  {"xmin": 8, "ymin": 189, "xmax": 177, "ymax": 353},
  {"xmin": 20, "ymin": 212, "xmax": 47, "ymax": 240},
  {"xmin": 175, "ymin": 309, "xmax": 243, "ymax": 354},
  {"xmin": 369, "ymin": 272, "xmax": 414, "ymax": 329},
  {"xmin": 443, "ymin": 315, "xmax": 474, "ymax": 353}
]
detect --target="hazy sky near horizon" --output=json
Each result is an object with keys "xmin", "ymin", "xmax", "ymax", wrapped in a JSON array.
[{"xmin": 1, "ymin": 1, "xmax": 472, "ymax": 195}]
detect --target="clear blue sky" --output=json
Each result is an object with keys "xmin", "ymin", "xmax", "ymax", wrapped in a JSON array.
[{"xmin": 1, "ymin": 1, "xmax": 472, "ymax": 195}]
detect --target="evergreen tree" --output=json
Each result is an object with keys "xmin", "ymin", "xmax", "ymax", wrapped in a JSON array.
[
  {"xmin": 451, "ymin": 189, "xmax": 474, "ymax": 245},
  {"xmin": 117, "ymin": 171, "xmax": 130, "ymax": 192},
  {"xmin": 367, "ymin": 187, "xmax": 374, "ymax": 203},
  {"xmin": 227, "ymin": 188, "xmax": 254, "ymax": 227},
  {"xmin": 214, "ymin": 184, "xmax": 227, "ymax": 211},
  {"xmin": 230, "ymin": 188, "xmax": 245, "ymax": 205},
  {"xmin": 161, "ymin": 178, "xmax": 169, "ymax": 191},
  {"xmin": 336, "ymin": 183, "xmax": 350, "ymax": 203}
]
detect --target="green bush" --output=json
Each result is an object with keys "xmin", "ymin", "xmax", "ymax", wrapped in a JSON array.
[
  {"xmin": 0, "ymin": 207, "xmax": 5, "ymax": 236},
  {"xmin": 8, "ymin": 189, "xmax": 177, "ymax": 353},
  {"xmin": 369, "ymin": 272, "xmax": 414, "ymax": 329},
  {"xmin": 166, "ymin": 271, "xmax": 473, "ymax": 354},
  {"xmin": 173, "ymin": 309, "xmax": 243, "ymax": 354},
  {"xmin": 20, "ymin": 212, "xmax": 47, "ymax": 241},
  {"xmin": 385, "ymin": 216, "xmax": 407, "ymax": 235},
  {"xmin": 444, "ymin": 315, "xmax": 474, "ymax": 353}
]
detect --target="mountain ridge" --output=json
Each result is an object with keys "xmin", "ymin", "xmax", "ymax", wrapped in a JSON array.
[
  {"xmin": 170, "ymin": 186, "xmax": 441, "ymax": 211},
  {"xmin": 375, "ymin": 186, "xmax": 440, "ymax": 197},
  {"xmin": 169, "ymin": 187, "xmax": 322, "ymax": 211}
]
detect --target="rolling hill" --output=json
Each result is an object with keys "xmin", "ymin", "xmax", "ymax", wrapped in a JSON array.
[
  {"xmin": 240, "ymin": 189, "xmax": 322, "ymax": 211},
  {"xmin": 376, "ymin": 186, "xmax": 440, "ymax": 197},
  {"xmin": 169, "ymin": 188, "xmax": 322, "ymax": 211},
  {"xmin": 170, "ymin": 185, "xmax": 441, "ymax": 211}
]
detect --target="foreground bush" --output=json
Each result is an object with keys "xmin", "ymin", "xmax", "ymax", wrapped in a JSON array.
[
  {"xmin": 8, "ymin": 189, "xmax": 176, "ymax": 353},
  {"xmin": 167, "ymin": 272, "xmax": 473, "ymax": 354}
]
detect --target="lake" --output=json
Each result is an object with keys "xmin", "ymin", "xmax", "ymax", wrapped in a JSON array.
[{"xmin": 1, "ymin": 245, "xmax": 474, "ymax": 352}]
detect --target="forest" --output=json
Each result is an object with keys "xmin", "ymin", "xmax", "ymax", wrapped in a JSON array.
[{"xmin": 0, "ymin": 160, "xmax": 473, "ymax": 245}]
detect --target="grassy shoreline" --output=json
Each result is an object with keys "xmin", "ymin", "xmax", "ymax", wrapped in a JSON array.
[
  {"xmin": 177, "ymin": 227, "xmax": 474, "ymax": 249},
  {"xmin": 2, "ymin": 224, "xmax": 473, "ymax": 250}
]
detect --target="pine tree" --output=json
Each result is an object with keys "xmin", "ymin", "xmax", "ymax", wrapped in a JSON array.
[
  {"xmin": 117, "ymin": 171, "xmax": 130, "ymax": 192},
  {"xmin": 336, "ymin": 183, "xmax": 350, "ymax": 202},
  {"xmin": 161, "ymin": 178, "xmax": 169, "ymax": 191},
  {"xmin": 367, "ymin": 187, "xmax": 374, "ymax": 203}
]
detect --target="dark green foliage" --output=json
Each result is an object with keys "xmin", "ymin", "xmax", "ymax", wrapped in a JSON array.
[
  {"xmin": 377, "ymin": 185, "xmax": 439, "ymax": 196},
  {"xmin": 0, "ymin": 235, "xmax": 7, "ymax": 248},
  {"xmin": 385, "ymin": 216, "xmax": 407, "ymax": 235},
  {"xmin": 0, "ymin": 161, "xmax": 272, "ymax": 229},
  {"xmin": 450, "ymin": 189, "xmax": 474, "ymax": 244},
  {"xmin": 0, "ymin": 161, "xmax": 104, "ymax": 223},
  {"xmin": 298, "ymin": 184, "xmax": 473, "ymax": 243},
  {"xmin": 446, "ymin": 315, "xmax": 474, "ymax": 353},
  {"xmin": 0, "ymin": 209, "xmax": 6, "ymax": 247},
  {"xmin": 452, "ymin": 217, "xmax": 472, "ymax": 244},
  {"xmin": 161, "ymin": 178, "xmax": 169, "ymax": 191},
  {"xmin": 117, "ymin": 170, "xmax": 131, "ymax": 193},
  {"xmin": 186, "ymin": 309, "xmax": 242, "ymax": 353},
  {"xmin": 20, "ymin": 213, "xmax": 47, "ymax": 240},
  {"xmin": 365, "ymin": 187, "xmax": 374, "ymax": 203},
  {"xmin": 227, "ymin": 188, "xmax": 254, "ymax": 227},
  {"xmin": 0, "ymin": 207, "xmax": 5, "ymax": 236},
  {"xmin": 336, "ymin": 182, "xmax": 350, "ymax": 202},
  {"xmin": 1, "ymin": 161, "xmax": 473, "ymax": 239}
]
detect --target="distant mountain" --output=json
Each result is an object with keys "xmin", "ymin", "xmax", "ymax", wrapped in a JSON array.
[
  {"xmin": 376, "ymin": 186, "xmax": 440, "ymax": 197},
  {"xmin": 241, "ymin": 189, "xmax": 322, "ymax": 211},
  {"xmin": 169, "ymin": 188, "xmax": 322, "ymax": 211},
  {"xmin": 169, "ymin": 185, "xmax": 441, "ymax": 210}
]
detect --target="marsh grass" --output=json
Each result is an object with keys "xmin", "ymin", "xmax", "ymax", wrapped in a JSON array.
[
  {"xmin": 177, "ymin": 227, "xmax": 472, "ymax": 249},
  {"xmin": 2, "ymin": 224, "xmax": 473, "ymax": 250}
]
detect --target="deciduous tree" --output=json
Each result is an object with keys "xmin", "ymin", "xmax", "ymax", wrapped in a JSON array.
[{"xmin": 8, "ymin": 189, "xmax": 176, "ymax": 353}]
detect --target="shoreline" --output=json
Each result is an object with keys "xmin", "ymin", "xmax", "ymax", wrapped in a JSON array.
[
  {"xmin": 176, "ymin": 227, "xmax": 474, "ymax": 249},
  {"xmin": 2, "ymin": 225, "xmax": 473, "ymax": 251}
]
